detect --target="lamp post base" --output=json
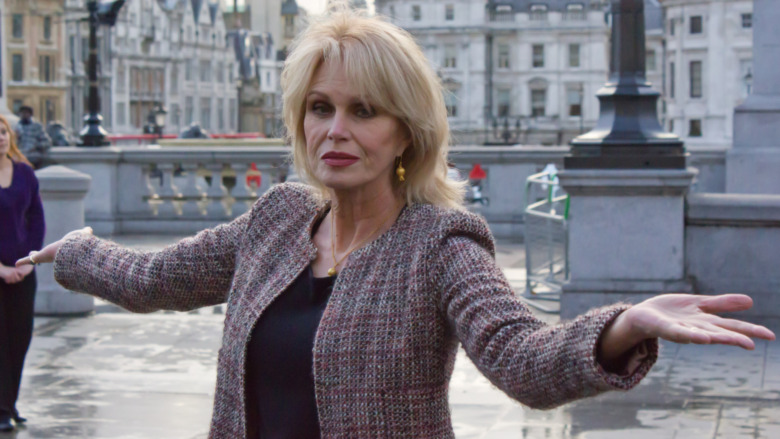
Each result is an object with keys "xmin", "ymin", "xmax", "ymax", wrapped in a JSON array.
[{"xmin": 79, "ymin": 113, "xmax": 109, "ymax": 147}]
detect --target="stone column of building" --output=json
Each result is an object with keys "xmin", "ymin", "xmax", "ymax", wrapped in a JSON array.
[
  {"xmin": 558, "ymin": 0, "xmax": 696, "ymax": 318},
  {"xmin": 0, "ymin": 0, "xmax": 18, "ymax": 124},
  {"xmin": 726, "ymin": 0, "xmax": 780, "ymax": 194}
]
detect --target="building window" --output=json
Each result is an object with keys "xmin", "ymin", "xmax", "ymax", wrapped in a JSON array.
[
  {"xmin": 185, "ymin": 60, "xmax": 193, "ymax": 81},
  {"xmin": 230, "ymin": 98, "xmax": 237, "ymax": 131},
  {"xmin": 690, "ymin": 61, "xmax": 703, "ymax": 98},
  {"xmin": 690, "ymin": 15, "xmax": 703, "ymax": 34},
  {"xmin": 12, "ymin": 14, "xmax": 23, "ymax": 39},
  {"xmin": 217, "ymin": 62, "xmax": 224, "ymax": 83},
  {"xmin": 389, "ymin": 6, "xmax": 395, "ymax": 17},
  {"xmin": 43, "ymin": 16, "xmax": 52, "ymax": 41},
  {"xmin": 445, "ymin": 90, "xmax": 458, "ymax": 117},
  {"xmin": 445, "ymin": 5, "xmax": 454, "ymax": 21},
  {"xmin": 567, "ymin": 83, "xmax": 583, "ymax": 117},
  {"xmin": 496, "ymin": 88, "xmax": 511, "ymax": 117},
  {"xmin": 670, "ymin": 61, "xmax": 675, "ymax": 98},
  {"xmin": 569, "ymin": 44, "xmax": 580, "ymax": 68},
  {"xmin": 530, "ymin": 4, "xmax": 548, "ymax": 21},
  {"xmin": 200, "ymin": 60, "xmax": 212, "ymax": 82},
  {"xmin": 284, "ymin": 15, "xmax": 295, "ymax": 38},
  {"xmin": 532, "ymin": 44, "xmax": 544, "ymax": 68},
  {"xmin": 497, "ymin": 44, "xmax": 510, "ymax": 69},
  {"xmin": 218, "ymin": 99, "xmax": 225, "ymax": 131},
  {"xmin": 531, "ymin": 89, "xmax": 546, "ymax": 117},
  {"xmin": 443, "ymin": 44, "xmax": 457, "ymax": 68},
  {"xmin": 669, "ymin": 18, "xmax": 675, "ymax": 36},
  {"xmin": 412, "ymin": 5, "xmax": 421, "ymax": 21},
  {"xmin": 646, "ymin": 50, "xmax": 656, "ymax": 71},
  {"xmin": 40, "ymin": 54, "xmax": 56, "ymax": 82},
  {"xmin": 12, "ymin": 54, "xmax": 23, "ymax": 82},
  {"xmin": 669, "ymin": 119, "xmax": 674, "ymax": 133},
  {"xmin": 116, "ymin": 103, "xmax": 126, "ymax": 126},
  {"xmin": 741, "ymin": 13, "xmax": 752, "ymax": 29},
  {"xmin": 564, "ymin": 3, "xmax": 585, "ymax": 21},
  {"xmin": 171, "ymin": 104, "xmax": 181, "ymax": 129},
  {"xmin": 689, "ymin": 119, "xmax": 702, "ymax": 137},
  {"xmin": 494, "ymin": 5, "xmax": 513, "ymax": 22},
  {"xmin": 184, "ymin": 97, "xmax": 194, "ymax": 125},
  {"xmin": 116, "ymin": 64, "xmax": 125, "ymax": 92},
  {"xmin": 170, "ymin": 64, "xmax": 179, "ymax": 94},
  {"xmin": 201, "ymin": 98, "xmax": 211, "ymax": 129},
  {"xmin": 12, "ymin": 100, "xmax": 23, "ymax": 115}
]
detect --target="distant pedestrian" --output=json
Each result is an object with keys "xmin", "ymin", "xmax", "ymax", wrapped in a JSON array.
[
  {"xmin": 14, "ymin": 106, "xmax": 52, "ymax": 169},
  {"xmin": 0, "ymin": 114, "xmax": 45, "ymax": 432}
]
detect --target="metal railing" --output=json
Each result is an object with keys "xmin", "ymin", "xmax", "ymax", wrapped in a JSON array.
[{"xmin": 522, "ymin": 170, "xmax": 569, "ymax": 313}]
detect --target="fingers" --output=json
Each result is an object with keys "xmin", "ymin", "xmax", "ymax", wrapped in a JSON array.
[
  {"xmin": 14, "ymin": 227, "xmax": 92, "ymax": 267},
  {"xmin": 662, "ymin": 323, "xmax": 712, "ymax": 345},
  {"xmin": 698, "ymin": 294, "xmax": 753, "ymax": 314},
  {"xmin": 709, "ymin": 315, "xmax": 776, "ymax": 342}
]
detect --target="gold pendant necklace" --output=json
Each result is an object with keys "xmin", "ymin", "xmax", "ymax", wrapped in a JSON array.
[{"xmin": 328, "ymin": 202, "xmax": 402, "ymax": 277}]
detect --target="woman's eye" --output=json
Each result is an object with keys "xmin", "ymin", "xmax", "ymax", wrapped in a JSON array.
[
  {"xmin": 355, "ymin": 106, "xmax": 375, "ymax": 118},
  {"xmin": 310, "ymin": 102, "xmax": 331, "ymax": 115}
]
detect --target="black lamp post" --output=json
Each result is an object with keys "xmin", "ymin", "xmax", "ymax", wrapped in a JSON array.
[
  {"xmin": 564, "ymin": 0, "xmax": 685, "ymax": 169},
  {"xmin": 79, "ymin": 0, "xmax": 126, "ymax": 147}
]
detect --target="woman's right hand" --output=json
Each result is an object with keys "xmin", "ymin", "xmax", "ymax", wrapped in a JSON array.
[
  {"xmin": 0, "ymin": 265, "xmax": 24, "ymax": 284},
  {"xmin": 15, "ymin": 227, "xmax": 94, "ymax": 267}
]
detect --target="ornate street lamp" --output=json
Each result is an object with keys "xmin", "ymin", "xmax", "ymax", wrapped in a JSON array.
[
  {"xmin": 153, "ymin": 105, "xmax": 168, "ymax": 138},
  {"xmin": 565, "ymin": 0, "xmax": 685, "ymax": 169},
  {"xmin": 80, "ymin": 0, "xmax": 126, "ymax": 147},
  {"xmin": 485, "ymin": 116, "xmax": 522, "ymax": 145}
]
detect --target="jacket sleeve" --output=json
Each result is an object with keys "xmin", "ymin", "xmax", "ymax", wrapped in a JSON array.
[
  {"xmin": 53, "ymin": 211, "xmax": 251, "ymax": 313},
  {"xmin": 432, "ymin": 216, "xmax": 658, "ymax": 410},
  {"xmin": 25, "ymin": 168, "xmax": 45, "ymax": 252}
]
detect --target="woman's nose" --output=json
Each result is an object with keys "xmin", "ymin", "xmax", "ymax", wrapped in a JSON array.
[{"xmin": 327, "ymin": 111, "xmax": 350, "ymax": 142}]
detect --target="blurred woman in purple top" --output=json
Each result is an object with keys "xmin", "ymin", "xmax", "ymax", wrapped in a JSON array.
[{"xmin": 0, "ymin": 114, "xmax": 45, "ymax": 432}]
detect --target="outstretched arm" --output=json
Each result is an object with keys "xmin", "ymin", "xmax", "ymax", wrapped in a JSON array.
[
  {"xmin": 435, "ymin": 230, "xmax": 774, "ymax": 410},
  {"xmin": 17, "ymin": 210, "xmax": 251, "ymax": 313}
]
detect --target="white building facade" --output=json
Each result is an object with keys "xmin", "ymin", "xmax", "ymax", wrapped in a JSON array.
[
  {"xmin": 660, "ymin": 0, "xmax": 753, "ymax": 147},
  {"xmin": 376, "ymin": 0, "xmax": 619, "ymax": 145},
  {"xmin": 66, "ymin": 0, "xmax": 239, "ymax": 136}
]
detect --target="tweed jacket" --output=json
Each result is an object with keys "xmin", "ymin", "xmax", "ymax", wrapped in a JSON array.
[{"xmin": 54, "ymin": 183, "xmax": 658, "ymax": 438}]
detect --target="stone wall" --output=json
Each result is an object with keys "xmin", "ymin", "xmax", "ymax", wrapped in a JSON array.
[{"xmin": 685, "ymin": 193, "xmax": 780, "ymax": 322}]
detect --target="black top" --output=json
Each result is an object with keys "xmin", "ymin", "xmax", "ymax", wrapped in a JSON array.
[{"xmin": 245, "ymin": 266, "xmax": 336, "ymax": 439}]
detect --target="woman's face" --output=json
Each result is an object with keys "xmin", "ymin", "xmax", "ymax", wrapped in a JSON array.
[
  {"xmin": 0, "ymin": 124, "xmax": 10, "ymax": 158},
  {"xmin": 303, "ymin": 61, "xmax": 408, "ymax": 194}
]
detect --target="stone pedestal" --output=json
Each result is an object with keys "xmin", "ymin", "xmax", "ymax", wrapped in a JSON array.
[
  {"xmin": 726, "ymin": 0, "xmax": 780, "ymax": 194},
  {"xmin": 557, "ymin": 169, "xmax": 696, "ymax": 319},
  {"xmin": 35, "ymin": 166, "xmax": 93, "ymax": 315}
]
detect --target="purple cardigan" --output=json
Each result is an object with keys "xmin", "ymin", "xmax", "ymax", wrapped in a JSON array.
[
  {"xmin": 54, "ymin": 183, "xmax": 657, "ymax": 438},
  {"xmin": 0, "ymin": 160, "xmax": 45, "ymax": 266}
]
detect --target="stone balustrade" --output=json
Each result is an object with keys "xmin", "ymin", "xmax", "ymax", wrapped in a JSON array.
[{"xmin": 48, "ymin": 142, "xmax": 727, "ymax": 239}]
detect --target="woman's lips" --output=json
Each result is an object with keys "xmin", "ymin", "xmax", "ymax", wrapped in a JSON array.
[{"xmin": 322, "ymin": 151, "xmax": 359, "ymax": 167}]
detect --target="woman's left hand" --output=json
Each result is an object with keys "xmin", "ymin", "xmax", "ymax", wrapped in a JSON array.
[
  {"xmin": 15, "ymin": 264, "xmax": 33, "ymax": 279},
  {"xmin": 599, "ymin": 294, "xmax": 776, "ymax": 368}
]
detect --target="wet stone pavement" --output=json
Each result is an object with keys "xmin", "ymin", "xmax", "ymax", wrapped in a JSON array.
[{"xmin": 4, "ymin": 236, "xmax": 779, "ymax": 438}]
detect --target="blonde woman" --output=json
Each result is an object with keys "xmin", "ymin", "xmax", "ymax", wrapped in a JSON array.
[
  {"xmin": 0, "ymin": 114, "xmax": 45, "ymax": 432},
  {"xmin": 19, "ymin": 10, "xmax": 773, "ymax": 438}
]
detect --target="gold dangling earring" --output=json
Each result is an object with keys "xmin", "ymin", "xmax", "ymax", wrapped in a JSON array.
[{"xmin": 396, "ymin": 157, "xmax": 406, "ymax": 182}]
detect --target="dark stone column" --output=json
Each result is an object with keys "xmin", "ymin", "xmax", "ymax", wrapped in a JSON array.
[{"xmin": 565, "ymin": 0, "xmax": 685, "ymax": 169}]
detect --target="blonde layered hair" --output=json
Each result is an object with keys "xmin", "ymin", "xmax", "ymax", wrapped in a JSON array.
[
  {"xmin": 0, "ymin": 115, "xmax": 31, "ymax": 167},
  {"xmin": 281, "ymin": 8, "xmax": 465, "ymax": 209}
]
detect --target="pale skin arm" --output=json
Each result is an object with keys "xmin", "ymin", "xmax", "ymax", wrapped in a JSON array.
[{"xmin": 20, "ymin": 228, "xmax": 777, "ymax": 372}]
